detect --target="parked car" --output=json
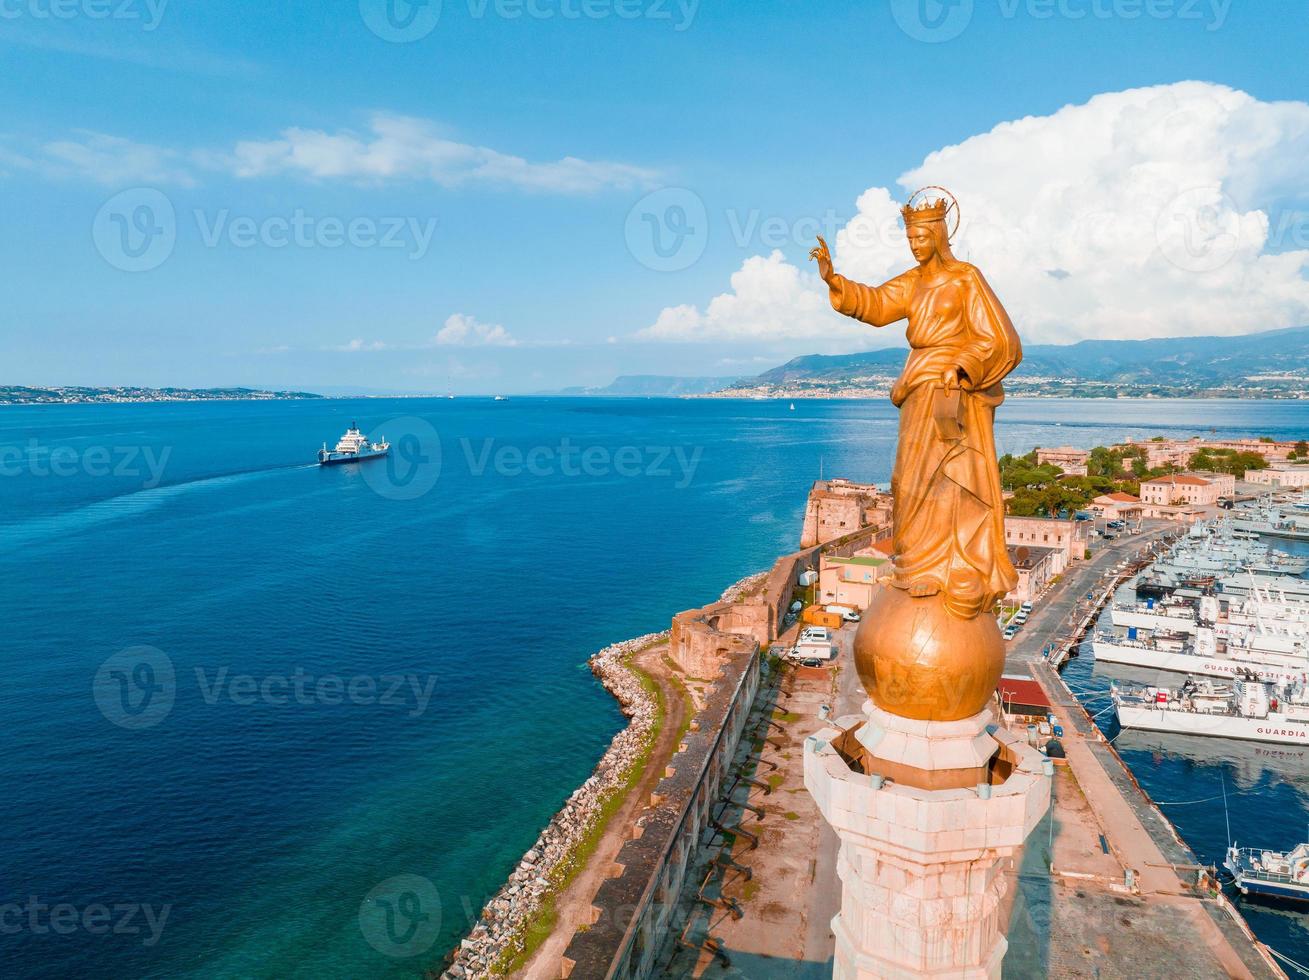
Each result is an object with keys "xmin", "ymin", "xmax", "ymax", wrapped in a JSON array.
[
  {"xmin": 1020, "ymin": 601, "xmax": 1033, "ymax": 612},
  {"xmin": 1003, "ymin": 626, "xmax": 1018, "ymax": 640}
]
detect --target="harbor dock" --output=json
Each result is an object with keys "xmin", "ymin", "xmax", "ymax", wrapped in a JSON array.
[{"xmin": 674, "ymin": 524, "xmax": 1286, "ymax": 978}]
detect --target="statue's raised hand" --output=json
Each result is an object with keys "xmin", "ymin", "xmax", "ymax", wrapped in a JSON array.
[{"xmin": 809, "ymin": 236, "xmax": 835, "ymax": 284}]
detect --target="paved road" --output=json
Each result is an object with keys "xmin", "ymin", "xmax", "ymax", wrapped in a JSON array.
[{"xmin": 1004, "ymin": 521, "xmax": 1179, "ymax": 678}]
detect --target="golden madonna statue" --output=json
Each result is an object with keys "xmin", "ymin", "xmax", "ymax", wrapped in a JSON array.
[{"xmin": 811, "ymin": 190, "xmax": 1022, "ymax": 721}]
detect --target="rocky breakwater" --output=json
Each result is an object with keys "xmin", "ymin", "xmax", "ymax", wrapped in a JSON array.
[{"xmin": 439, "ymin": 631, "xmax": 665, "ymax": 979}]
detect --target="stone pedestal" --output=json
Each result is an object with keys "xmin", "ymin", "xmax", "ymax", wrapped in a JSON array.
[{"xmin": 804, "ymin": 709, "xmax": 1050, "ymax": 979}]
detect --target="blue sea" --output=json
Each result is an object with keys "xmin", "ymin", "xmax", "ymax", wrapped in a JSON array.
[{"xmin": 4, "ymin": 396, "xmax": 1309, "ymax": 978}]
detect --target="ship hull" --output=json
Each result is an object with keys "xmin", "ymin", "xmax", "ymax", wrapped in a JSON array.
[
  {"xmin": 1091, "ymin": 640, "xmax": 1309, "ymax": 684},
  {"xmin": 1115, "ymin": 704, "xmax": 1309, "ymax": 744},
  {"xmin": 318, "ymin": 448, "xmax": 389, "ymax": 466}
]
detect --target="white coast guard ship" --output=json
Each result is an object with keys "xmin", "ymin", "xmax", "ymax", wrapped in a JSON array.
[{"xmin": 1112, "ymin": 677, "xmax": 1309, "ymax": 745}]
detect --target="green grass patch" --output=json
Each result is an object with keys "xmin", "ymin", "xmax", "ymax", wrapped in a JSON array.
[
  {"xmin": 767, "ymin": 773, "xmax": 784, "ymax": 791},
  {"xmin": 783, "ymin": 811, "xmax": 800, "ymax": 821},
  {"xmin": 772, "ymin": 709, "xmax": 802, "ymax": 724}
]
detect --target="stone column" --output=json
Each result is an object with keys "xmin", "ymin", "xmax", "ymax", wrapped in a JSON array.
[{"xmin": 805, "ymin": 707, "xmax": 1050, "ymax": 979}]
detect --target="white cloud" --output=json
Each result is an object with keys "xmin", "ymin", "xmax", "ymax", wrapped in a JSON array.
[
  {"xmin": 333, "ymin": 339, "xmax": 389, "ymax": 352},
  {"xmin": 229, "ymin": 114, "xmax": 657, "ymax": 194},
  {"xmin": 3, "ymin": 114, "xmax": 655, "ymax": 195},
  {"xmin": 641, "ymin": 82, "xmax": 1309, "ymax": 346},
  {"xmin": 434, "ymin": 314, "xmax": 518, "ymax": 348},
  {"xmin": 3, "ymin": 132, "xmax": 196, "ymax": 186},
  {"xmin": 636, "ymin": 251, "xmax": 866, "ymax": 346}
]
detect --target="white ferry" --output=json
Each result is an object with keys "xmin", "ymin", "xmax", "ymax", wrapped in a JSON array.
[
  {"xmin": 1226, "ymin": 842, "xmax": 1309, "ymax": 901},
  {"xmin": 1112, "ymin": 677, "xmax": 1309, "ymax": 745},
  {"xmin": 317, "ymin": 422, "xmax": 390, "ymax": 466}
]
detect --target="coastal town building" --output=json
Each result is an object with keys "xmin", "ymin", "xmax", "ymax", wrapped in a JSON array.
[
  {"xmin": 1139, "ymin": 471, "xmax": 1235, "ymax": 508},
  {"xmin": 1089, "ymin": 491, "xmax": 1143, "ymax": 519},
  {"xmin": 818, "ymin": 542, "xmax": 892, "ymax": 609},
  {"xmin": 1036, "ymin": 445, "xmax": 1089, "ymax": 476},
  {"xmin": 799, "ymin": 478, "xmax": 893, "ymax": 548},
  {"xmin": 1003, "ymin": 516, "xmax": 1089, "ymax": 574},
  {"xmin": 1118, "ymin": 436, "xmax": 1297, "ymax": 469},
  {"xmin": 1006, "ymin": 545, "xmax": 1058, "ymax": 604},
  {"xmin": 1244, "ymin": 461, "xmax": 1309, "ymax": 488}
]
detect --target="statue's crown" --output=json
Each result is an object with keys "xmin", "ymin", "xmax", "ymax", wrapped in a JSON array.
[{"xmin": 901, "ymin": 198, "xmax": 950, "ymax": 226}]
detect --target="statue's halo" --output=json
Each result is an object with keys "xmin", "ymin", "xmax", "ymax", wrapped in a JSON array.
[{"xmin": 906, "ymin": 186, "xmax": 961, "ymax": 241}]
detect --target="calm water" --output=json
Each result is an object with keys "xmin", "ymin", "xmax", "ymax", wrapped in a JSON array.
[{"xmin": 3, "ymin": 396, "xmax": 1309, "ymax": 978}]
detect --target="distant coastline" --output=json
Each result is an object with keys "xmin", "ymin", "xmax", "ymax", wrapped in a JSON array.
[{"xmin": 0, "ymin": 386, "xmax": 324, "ymax": 406}]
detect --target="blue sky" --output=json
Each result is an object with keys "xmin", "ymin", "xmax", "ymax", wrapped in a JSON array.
[{"xmin": 3, "ymin": 0, "xmax": 1308, "ymax": 393}]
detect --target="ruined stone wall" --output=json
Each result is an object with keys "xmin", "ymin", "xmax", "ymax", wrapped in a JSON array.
[
  {"xmin": 800, "ymin": 479, "xmax": 890, "ymax": 549},
  {"xmin": 558, "ymin": 641, "xmax": 763, "ymax": 980}
]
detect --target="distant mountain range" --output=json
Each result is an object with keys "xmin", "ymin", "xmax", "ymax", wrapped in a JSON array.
[
  {"xmin": 719, "ymin": 325, "xmax": 1309, "ymax": 398},
  {"xmin": 546, "ymin": 374, "xmax": 742, "ymax": 396}
]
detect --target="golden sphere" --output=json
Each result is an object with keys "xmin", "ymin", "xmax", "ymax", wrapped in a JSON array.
[{"xmin": 853, "ymin": 585, "xmax": 1004, "ymax": 722}]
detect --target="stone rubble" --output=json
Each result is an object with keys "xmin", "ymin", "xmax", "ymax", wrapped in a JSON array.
[{"xmin": 437, "ymin": 631, "xmax": 666, "ymax": 979}]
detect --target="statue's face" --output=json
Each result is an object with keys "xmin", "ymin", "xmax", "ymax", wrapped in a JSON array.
[{"xmin": 907, "ymin": 225, "xmax": 936, "ymax": 264}]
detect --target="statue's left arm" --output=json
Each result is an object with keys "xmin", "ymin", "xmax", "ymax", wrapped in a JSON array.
[{"xmin": 957, "ymin": 266, "xmax": 1022, "ymax": 390}]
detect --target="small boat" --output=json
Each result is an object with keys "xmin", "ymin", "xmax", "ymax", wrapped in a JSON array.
[
  {"xmin": 494, "ymin": 395, "xmax": 508, "ymax": 402},
  {"xmin": 790, "ymin": 402, "xmax": 795, "ymax": 411},
  {"xmin": 318, "ymin": 422, "xmax": 389, "ymax": 466},
  {"xmin": 1226, "ymin": 841, "xmax": 1309, "ymax": 901}
]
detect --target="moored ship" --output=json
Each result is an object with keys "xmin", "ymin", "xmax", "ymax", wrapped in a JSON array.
[
  {"xmin": 318, "ymin": 422, "xmax": 390, "ymax": 466},
  {"xmin": 1226, "ymin": 841, "xmax": 1309, "ymax": 901},
  {"xmin": 1112, "ymin": 676, "xmax": 1309, "ymax": 745}
]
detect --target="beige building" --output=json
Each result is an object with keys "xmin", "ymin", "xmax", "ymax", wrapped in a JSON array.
[
  {"xmin": 1036, "ymin": 446, "xmax": 1089, "ymax": 476},
  {"xmin": 1006, "ymin": 545, "xmax": 1057, "ymax": 604},
  {"xmin": 1003, "ymin": 516, "xmax": 1088, "ymax": 574},
  {"xmin": 1139, "ymin": 471, "xmax": 1235, "ymax": 508},
  {"xmin": 1244, "ymin": 462, "xmax": 1309, "ymax": 488},
  {"xmin": 1089, "ymin": 491, "xmax": 1143, "ymax": 519},
  {"xmin": 800, "ymin": 478, "xmax": 893, "ymax": 548},
  {"xmin": 1119, "ymin": 437, "xmax": 1297, "ymax": 469},
  {"xmin": 818, "ymin": 543, "xmax": 892, "ymax": 609}
]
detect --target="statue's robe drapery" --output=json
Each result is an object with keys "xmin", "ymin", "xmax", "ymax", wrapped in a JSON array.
[{"xmin": 828, "ymin": 263, "xmax": 1022, "ymax": 619}]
